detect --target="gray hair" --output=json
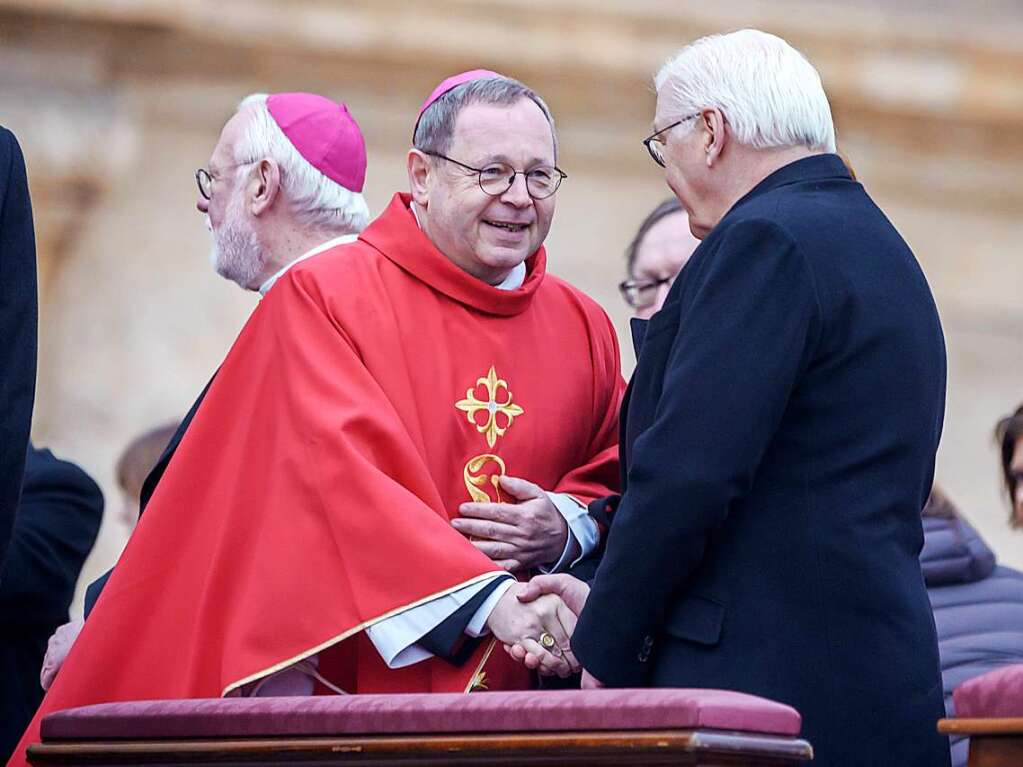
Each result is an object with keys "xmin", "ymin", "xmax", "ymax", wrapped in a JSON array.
[
  {"xmin": 413, "ymin": 77, "xmax": 558, "ymax": 160},
  {"xmin": 655, "ymin": 30, "xmax": 836, "ymax": 154},
  {"xmin": 232, "ymin": 93, "xmax": 369, "ymax": 234}
]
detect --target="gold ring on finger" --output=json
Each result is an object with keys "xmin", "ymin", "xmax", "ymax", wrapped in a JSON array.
[{"xmin": 539, "ymin": 631, "xmax": 558, "ymax": 650}]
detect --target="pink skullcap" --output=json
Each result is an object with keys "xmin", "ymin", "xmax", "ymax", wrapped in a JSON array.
[
  {"xmin": 413, "ymin": 69, "xmax": 505, "ymax": 140},
  {"xmin": 266, "ymin": 93, "xmax": 366, "ymax": 193}
]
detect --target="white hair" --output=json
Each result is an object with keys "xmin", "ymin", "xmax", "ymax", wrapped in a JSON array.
[
  {"xmin": 654, "ymin": 30, "xmax": 836, "ymax": 154},
  {"xmin": 232, "ymin": 93, "xmax": 370, "ymax": 233}
]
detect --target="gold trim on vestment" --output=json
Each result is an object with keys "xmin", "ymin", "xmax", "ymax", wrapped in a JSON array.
[{"xmin": 221, "ymin": 571, "xmax": 502, "ymax": 697}]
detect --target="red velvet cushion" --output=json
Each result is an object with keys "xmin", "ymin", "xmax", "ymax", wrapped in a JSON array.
[
  {"xmin": 954, "ymin": 664, "xmax": 1023, "ymax": 718},
  {"xmin": 42, "ymin": 689, "xmax": 802, "ymax": 740}
]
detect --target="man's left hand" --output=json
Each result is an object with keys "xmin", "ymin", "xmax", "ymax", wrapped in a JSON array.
[{"xmin": 452, "ymin": 475, "xmax": 568, "ymax": 572}]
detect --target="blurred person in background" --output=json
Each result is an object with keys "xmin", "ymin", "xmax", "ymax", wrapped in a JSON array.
[
  {"xmin": 0, "ymin": 445, "xmax": 102, "ymax": 761},
  {"xmin": 996, "ymin": 403, "xmax": 1023, "ymax": 526},
  {"xmin": 112, "ymin": 422, "xmax": 179, "ymax": 531},
  {"xmin": 0, "ymin": 127, "xmax": 38, "ymax": 570},
  {"xmin": 617, "ymin": 198, "xmax": 699, "ymax": 320},
  {"xmin": 921, "ymin": 486, "xmax": 1023, "ymax": 767}
]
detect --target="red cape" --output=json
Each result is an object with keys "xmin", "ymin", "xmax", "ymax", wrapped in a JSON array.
[{"xmin": 10, "ymin": 194, "xmax": 623, "ymax": 765}]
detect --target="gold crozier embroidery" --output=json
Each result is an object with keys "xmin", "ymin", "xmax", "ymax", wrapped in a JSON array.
[{"xmin": 463, "ymin": 453, "xmax": 507, "ymax": 504}]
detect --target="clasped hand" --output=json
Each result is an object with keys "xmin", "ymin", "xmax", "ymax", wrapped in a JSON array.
[
  {"xmin": 452, "ymin": 475, "xmax": 568, "ymax": 572},
  {"xmin": 486, "ymin": 581, "xmax": 580, "ymax": 677},
  {"xmin": 486, "ymin": 575, "xmax": 603, "ymax": 687}
]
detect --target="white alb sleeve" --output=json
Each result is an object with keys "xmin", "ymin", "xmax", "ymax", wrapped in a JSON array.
[{"xmin": 365, "ymin": 573, "xmax": 513, "ymax": 669}]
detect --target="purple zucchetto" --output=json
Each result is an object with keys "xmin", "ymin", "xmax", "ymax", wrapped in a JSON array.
[
  {"xmin": 413, "ymin": 69, "xmax": 505, "ymax": 140},
  {"xmin": 266, "ymin": 92, "xmax": 366, "ymax": 193}
]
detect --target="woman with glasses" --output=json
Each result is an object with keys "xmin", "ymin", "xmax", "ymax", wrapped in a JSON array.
[{"xmin": 619, "ymin": 199, "xmax": 700, "ymax": 319}]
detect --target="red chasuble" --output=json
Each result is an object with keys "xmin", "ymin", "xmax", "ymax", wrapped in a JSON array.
[{"xmin": 9, "ymin": 193, "xmax": 623, "ymax": 766}]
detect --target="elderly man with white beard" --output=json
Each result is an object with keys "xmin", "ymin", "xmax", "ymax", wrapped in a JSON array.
[
  {"xmin": 201, "ymin": 92, "xmax": 370, "ymax": 294},
  {"xmin": 39, "ymin": 91, "xmax": 371, "ymax": 691}
]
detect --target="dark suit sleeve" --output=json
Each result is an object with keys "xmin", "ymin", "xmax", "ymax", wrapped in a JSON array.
[
  {"xmin": 565, "ymin": 495, "xmax": 620, "ymax": 584},
  {"xmin": 0, "ymin": 127, "xmax": 38, "ymax": 568},
  {"xmin": 572, "ymin": 218, "xmax": 821, "ymax": 686},
  {"xmin": 0, "ymin": 447, "xmax": 103, "ymax": 625},
  {"xmin": 418, "ymin": 576, "xmax": 510, "ymax": 665}
]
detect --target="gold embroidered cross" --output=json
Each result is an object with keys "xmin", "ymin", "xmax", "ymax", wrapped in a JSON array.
[{"xmin": 455, "ymin": 366, "xmax": 524, "ymax": 448}]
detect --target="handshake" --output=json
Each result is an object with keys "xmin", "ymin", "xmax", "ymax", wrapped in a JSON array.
[{"xmin": 484, "ymin": 574, "xmax": 602, "ymax": 687}]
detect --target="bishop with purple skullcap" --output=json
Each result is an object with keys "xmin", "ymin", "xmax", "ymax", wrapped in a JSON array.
[{"xmin": 267, "ymin": 92, "xmax": 367, "ymax": 193}]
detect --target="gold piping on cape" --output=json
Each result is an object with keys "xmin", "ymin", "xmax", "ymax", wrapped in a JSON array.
[
  {"xmin": 464, "ymin": 638, "xmax": 498, "ymax": 693},
  {"xmin": 222, "ymin": 571, "xmax": 503, "ymax": 697}
]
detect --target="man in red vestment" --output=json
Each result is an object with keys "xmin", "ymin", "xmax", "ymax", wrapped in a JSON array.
[
  {"xmin": 9, "ymin": 72, "xmax": 622, "ymax": 765},
  {"xmin": 37, "ymin": 89, "xmax": 372, "ymax": 690}
]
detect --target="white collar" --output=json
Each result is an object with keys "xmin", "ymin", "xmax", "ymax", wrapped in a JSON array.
[
  {"xmin": 258, "ymin": 233, "xmax": 359, "ymax": 296},
  {"xmin": 410, "ymin": 203, "xmax": 526, "ymax": 292},
  {"xmin": 494, "ymin": 261, "xmax": 526, "ymax": 290}
]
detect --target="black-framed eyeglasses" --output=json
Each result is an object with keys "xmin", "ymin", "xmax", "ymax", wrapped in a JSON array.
[
  {"xmin": 642, "ymin": 112, "xmax": 702, "ymax": 168},
  {"xmin": 195, "ymin": 161, "xmax": 258, "ymax": 200},
  {"xmin": 422, "ymin": 151, "xmax": 566, "ymax": 200},
  {"xmin": 618, "ymin": 275, "xmax": 673, "ymax": 309}
]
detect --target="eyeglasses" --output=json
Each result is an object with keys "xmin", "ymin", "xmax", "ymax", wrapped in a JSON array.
[
  {"xmin": 195, "ymin": 161, "xmax": 257, "ymax": 200},
  {"xmin": 642, "ymin": 112, "xmax": 702, "ymax": 168},
  {"xmin": 422, "ymin": 151, "xmax": 567, "ymax": 200},
  {"xmin": 618, "ymin": 275, "xmax": 673, "ymax": 309}
]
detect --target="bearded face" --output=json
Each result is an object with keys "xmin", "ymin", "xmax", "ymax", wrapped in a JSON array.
[{"xmin": 207, "ymin": 183, "xmax": 269, "ymax": 291}]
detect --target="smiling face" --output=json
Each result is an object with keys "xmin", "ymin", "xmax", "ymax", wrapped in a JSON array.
[{"xmin": 415, "ymin": 99, "xmax": 557, "ymax": 285}]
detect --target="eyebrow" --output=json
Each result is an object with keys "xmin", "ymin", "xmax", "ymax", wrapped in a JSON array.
[{"xmin": 481, "ymin": 154, "xmax": 553, "ymax": 167}]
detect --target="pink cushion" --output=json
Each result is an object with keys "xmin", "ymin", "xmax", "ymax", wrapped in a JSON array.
[
  {"xmin": 42, "ymin": 689, "xmax": 801, "ymax": 740},
  {"xmin": 954, "ymin": 664, "xmax": 1023, "ymax": 718}
]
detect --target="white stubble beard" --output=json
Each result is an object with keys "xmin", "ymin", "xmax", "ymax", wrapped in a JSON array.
[{"xmin": 207, "ymin": 190, "xmax": 268, "ymax": 290}]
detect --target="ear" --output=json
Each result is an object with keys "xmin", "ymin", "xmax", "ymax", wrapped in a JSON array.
[
  {"xmin": 248, "ymin": 159, "xmax": 281, "ymax": 217},
  {"xmin": 702, "ymin": 108, "xmax": 728, "ymax": 168},
  {"xmin": 407, "ymin": 149, "xmax": 432, "ymax": 207}
]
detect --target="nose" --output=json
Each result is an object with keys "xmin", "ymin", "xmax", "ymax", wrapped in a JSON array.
[
  {"xmin": 500, "ymin": 172, "xmax": 532, "ymax": 208},
  {"xmin": 197, "ymin": 196, "xmax": 209, "ymax": 214}
]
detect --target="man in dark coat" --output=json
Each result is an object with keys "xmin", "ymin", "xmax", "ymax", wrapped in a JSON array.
[
  {"xmin": 0, "ymin": 127, "xmax": 38, "ymax": 569},
  {"xmin": 515, "ymin": 29, "xmax": 949, "ymax": 766},
  {"xmin": 0, "ymin": 445, "xmax": 102, "ymax": 760}
]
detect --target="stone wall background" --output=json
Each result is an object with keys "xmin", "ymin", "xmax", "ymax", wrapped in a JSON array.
[{"xmin": 1, "ymin": 0, "xmax": 1021, "ymax": 612}]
